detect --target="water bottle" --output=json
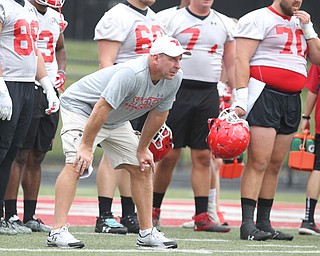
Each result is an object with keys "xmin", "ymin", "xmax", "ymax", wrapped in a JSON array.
[
  {"xmin": 306, "ymin": 134, "xmax": 315, "ymax": 154},
  {"xmin": 291, "ymin": 133, "xmax": 303, "ymax": 151}
]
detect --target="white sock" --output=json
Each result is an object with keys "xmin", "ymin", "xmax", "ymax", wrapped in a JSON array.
[
  {"xmin": 209, "ymin": 188, "xmax": 217, "ymax": 207},
  {"xmin": 139, "ymin": 228, "xmax": 153, "ymax": 236}
]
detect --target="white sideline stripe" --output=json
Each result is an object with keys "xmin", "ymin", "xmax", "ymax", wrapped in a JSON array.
[
  {"xmin": 0, "ymin": 248, "xmax": 212, "ymax": 254},
  {"xmin": 58, "ymin": 233, "xmax": 319, "ymax": 246},
  {"xmin": 246, "ymin": 244, "xmax": 317, "ymax": 248},
  {"xmin": 73, "ymin": 233, "xmax": 230, "ymax": 242},
  {"xmin": 1, "ymin": 248, "xmax": 320, "ymax": 254}
]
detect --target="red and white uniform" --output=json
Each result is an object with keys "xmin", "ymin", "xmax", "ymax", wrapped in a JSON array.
[
  {"xmin": 235, "ymin": 6, "xmax": 308, "ymax": 92},
  {"xmin": 94, "ymin": 3, "xmax": 164, "ymax": 63},
  {"xmin": 160, "ymin": 8, "xmax": 234, "ymax": 83},
  {"xmin": 0, "ymin": 0, "xmax": 39, "ymax": 82},
  {"xmin": 36, "ymin": 7, "xmax": 67, "ymax": 83}
]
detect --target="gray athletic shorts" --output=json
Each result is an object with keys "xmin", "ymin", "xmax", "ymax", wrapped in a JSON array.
[{"xmin": 60, "ymin": 107, "xmax": 140, "ymax": 169}]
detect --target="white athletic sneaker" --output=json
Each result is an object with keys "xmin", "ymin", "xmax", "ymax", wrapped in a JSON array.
[
  {"xmin": 8, "ymin": 215, "xmax": 32, "ymax": 234},
  {"xmin": 137, "ymin": 227, "xmax": 178, "ymax": 249},
  {"xmin": 182, "ymin": 220, "xmax": 194, "ymax": 229},
  {"xmin": 47, "ymin": 225, "xmax": 84, "ymax": 249},
  {"xmin": 0, "ymin": 217, "xmax": 17, "ymax": 235}
]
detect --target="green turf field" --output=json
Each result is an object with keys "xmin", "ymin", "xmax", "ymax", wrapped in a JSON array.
[
  {"xmin": 36, "ymin": 185, "xmax": 308, "ymax": 204},
  {"xmin": 0, "ymin": 225, "xmax": 319, "ymax": 256}
]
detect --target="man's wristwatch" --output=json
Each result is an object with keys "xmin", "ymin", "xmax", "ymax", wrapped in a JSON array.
[{"xmin": 302, "ymin": 114, "xmax": 311, "ymax": 120}]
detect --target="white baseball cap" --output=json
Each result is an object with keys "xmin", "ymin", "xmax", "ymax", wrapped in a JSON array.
[{"xmin": 150, "ymin": 36, "xmax": 191, "ymax": 57}]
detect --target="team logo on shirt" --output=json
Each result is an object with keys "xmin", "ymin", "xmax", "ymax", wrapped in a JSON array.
[
  {"xmin": 50, "ymin": 18, "xmax": 57, "ymax": 24},
  {"xmin": 124, "ymin": 96, "xmax": 162, "ymax": 110}
]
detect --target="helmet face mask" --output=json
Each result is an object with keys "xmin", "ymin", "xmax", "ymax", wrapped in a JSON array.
[
  {"xmin": 207, "ymin": 109, "xmax": 250, "ymax": 159},
  {"xmin": 149, "ymin": 123, "xmax": 174, "ymax": 162},
  {"xmin": 35, "ymin": 0, "xmax": 65, "ymax": 8}
]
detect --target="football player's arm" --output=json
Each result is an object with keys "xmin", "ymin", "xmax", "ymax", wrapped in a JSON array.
[
  {"xmin": 233, "ymin": 37, "xmax": 259, "ymax": 117},
  {"xmin": 35, "ymin": 51, "xmax": 48, "ymax": 80},
  {"xmin": 36, "ymin": 52, "xmax": 60, "ymax": 114},
  {"xmin": 75, "ymin": 97, "xmax": 112, "ymax": 174},
  {"xmin": 222, "ymin": 40, "xmax": 236, "ymax": 90},
  {"xmin": 138, "ymin": 109, "xmax": 169, "ymax": 172},
  {"xmin": 294, "ymin": 10, "xmax": 320, "ymax": 65},
  {"xmin": 97, "ymin": 40, "xmax": 121, "ymax": 69},
  {"xmin": 0, "ymin": 22, "xmax": 13, "ymax": 121},
  {"xmin": 56, "ymin": 33, "xmax": 67, "ymax": 71},
  {"xmin": 301, "ymin": 90, "xmax": 317, "ymax": 132},
  {"xmin": 306, "ymin": 38, "xmax": 320, "ymax": 66},
  {"xmin": 54, "ymin": 32, "xmax": 67, "ymax": 90}
]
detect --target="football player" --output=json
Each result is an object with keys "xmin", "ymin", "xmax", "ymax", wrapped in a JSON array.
[
  {"xmin": 4, "ymin": 0, "xmax": 67, "ymax": 233},
  {"xmin": 0, "ymin": 0, "xmax": 59, "ymax": 235},
  {"xmin": 152, "ymin": 0, "xmax": 234, "ymax": 232},
  {"xmin": 233, "ymin": 0, "xmax": 320, "ymax": 241},
  {"xmin": 299, "ymin": 64, "xmax": 320, "ymax": 236}
]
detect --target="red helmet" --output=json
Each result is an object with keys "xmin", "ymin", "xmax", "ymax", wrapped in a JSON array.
[
  {"xmin": 35, "ymin": 0, "xmax": 65, "ymax": 8},
  {"xmin": 207, "ymin": 109, "xmax": 250, "ymax": 159},
  {"xmin": 149, "ymin": 123, "xmax": 173, "ymax": 162}
]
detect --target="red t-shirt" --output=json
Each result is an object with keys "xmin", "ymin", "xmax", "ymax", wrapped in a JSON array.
[{"xmin": 305, "ymin": 64, "xmax": 320, "ymax": 134}]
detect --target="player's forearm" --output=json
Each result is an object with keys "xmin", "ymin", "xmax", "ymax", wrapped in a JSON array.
[
  {"xmin": 304, "ymin": 91, "xmax": 317, "ymax": 116},
  {"xmin": 223, "ymin": 41, "xmax": 236, "ymax": 89},
  {"xmin": 56, "ymin": 47, "xmax": 67, "ymax": 71},
  {"xmin": 235, "ymin": 60, "xmax": 250, "ymax": 89},
  {"xmin": 307, "ymin": 38, "xmax": 320, "ymax": 66},
  {"xmin": 36, "ymin": 52, "xmax": 49, "ymax": 81}
]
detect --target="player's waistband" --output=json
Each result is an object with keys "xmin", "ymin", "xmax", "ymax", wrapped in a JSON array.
[
  {"xmin": 264, "ymin": 84, "xmax": 301, "ymax": 96},
  {"xmin": 181, "ymin": 79, "xmax": 217, "ymax": 90}
]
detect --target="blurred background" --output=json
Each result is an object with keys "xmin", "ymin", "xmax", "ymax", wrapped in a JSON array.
[
  {"xmin": 41, "ymin": 0, "xmax": 320, "ymax": 193},
  {"xmin": 63, "ymin": 0, "xmax": 319, "ymax": 40}
]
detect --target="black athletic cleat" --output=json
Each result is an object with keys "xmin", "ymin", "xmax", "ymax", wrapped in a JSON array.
[
  {"xmin": 120, "ymin": 213, "xmax": 140, "ymax": 234},
  {"xmin": 269, "ymin": 230, "xmax": 294, "ymax": 240},
  {"xmin": 240, "ymin": 222, "xmax": 272, "ymax": 241},
  {"xmin": 95, "ymin": 212, "xmax": 128, "ymax": 235},
  {"xmin": 299, "ymin": 220, "xmax": 320, "ymax": 236},
  {"xmin": 256, "ymin": 221, "xmax": 294, "ymax": 241}
]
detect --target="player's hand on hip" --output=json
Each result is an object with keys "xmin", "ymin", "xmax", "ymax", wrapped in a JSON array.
[{"xmin": 0, "ymin": 77, "xmax": 12, "ymax": 121}]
